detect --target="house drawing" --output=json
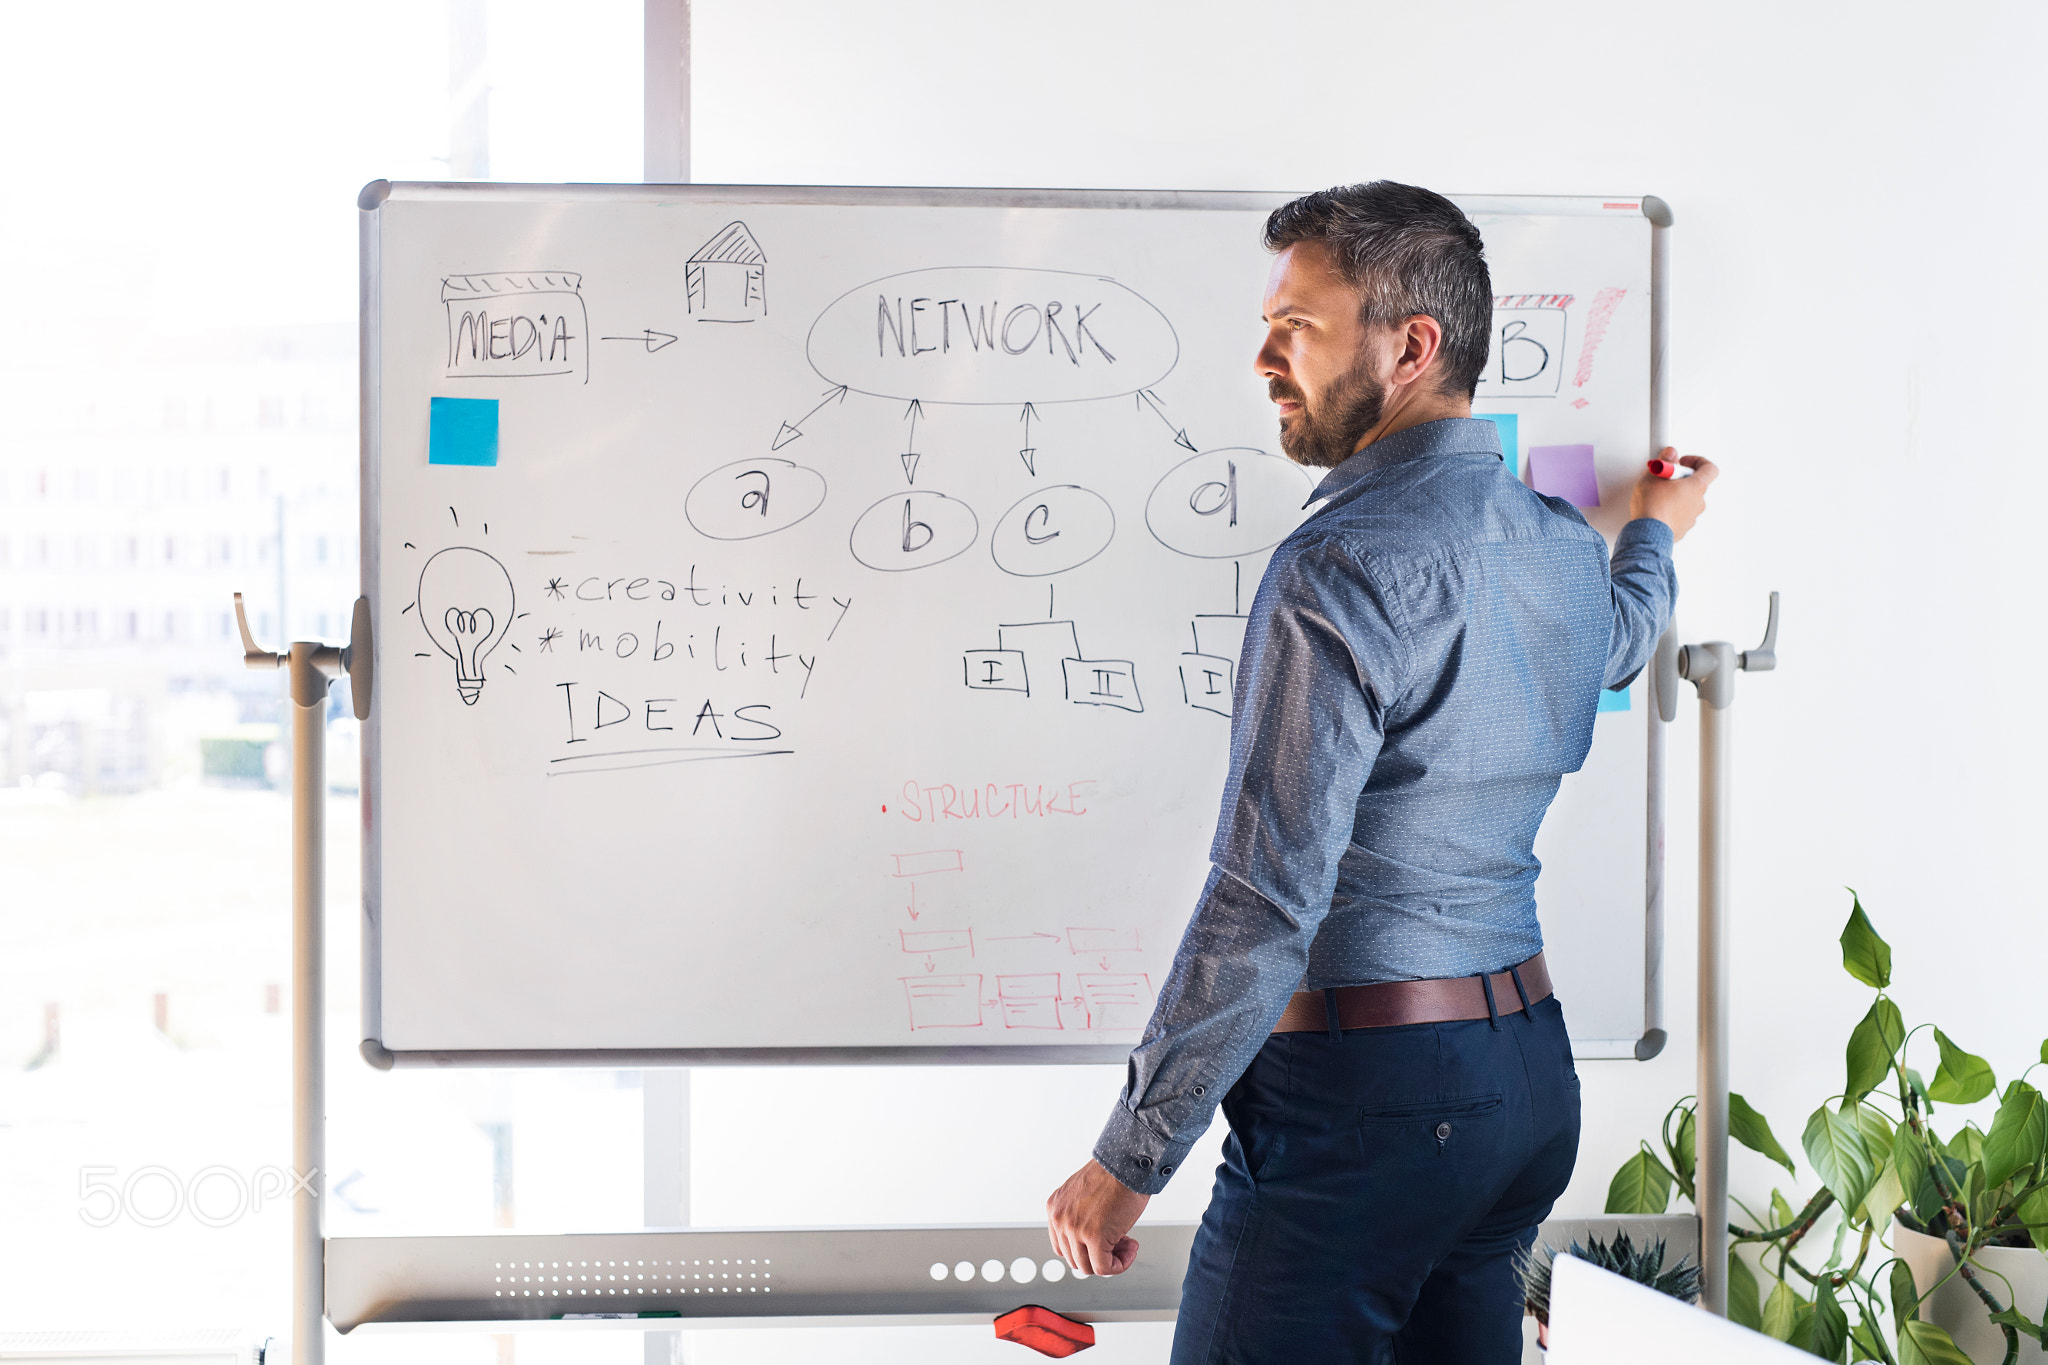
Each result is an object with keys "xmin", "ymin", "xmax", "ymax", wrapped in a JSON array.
[{"xmin": 686, "ymin": 221, "xmax": 767, "ymax": 322}]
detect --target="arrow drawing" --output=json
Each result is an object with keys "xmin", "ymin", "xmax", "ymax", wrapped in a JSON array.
[
  {"xmin": 987, "ymin": 931, "xmax": 1061, "ymax": 943},
  {"xmin": 906, "ymin": 882, "xmax": 921, "ymax": 921},
  {"xmin": 599, "ymin": 329, "xmax": 678, "ymax": 353},
  {"xmin": 1137, "ymin": 389, "xmax": 1197, "ymax": 451},
  {"xmin": 769, "ymin": 384, "xmax": 850, "ymax": 450},
  {"xmin": 901, "ymin": 398, "xmax": 924, "ymax": 484},
  {"xmin": 1019, "ymin": 402, "xmax": 1039, "ymax": 475}
]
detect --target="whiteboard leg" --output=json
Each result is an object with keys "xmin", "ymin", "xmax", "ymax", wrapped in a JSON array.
[
  {"xmin": 1692, "ymin": 647, "xmax": 1736, "ymax": 1316},
  {"xmin": 291, "ymin": 644, "xmax": 330, "ymax": 1364}
]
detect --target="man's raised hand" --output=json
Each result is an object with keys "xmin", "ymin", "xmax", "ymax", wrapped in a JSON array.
[{"xmin": 1629, "ymin": 448, "xmax": 1718, "ymax": 540}]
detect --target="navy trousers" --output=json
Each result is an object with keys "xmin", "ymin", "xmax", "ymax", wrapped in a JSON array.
[{"xmin": 1170, "ymin": 994, "xmax": 1581, "ymax": 1364}]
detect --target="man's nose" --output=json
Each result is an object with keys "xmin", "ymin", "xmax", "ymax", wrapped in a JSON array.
[{"xmin": 1254, "ymin": 335, "xmax": 1285, "ymax": 378}]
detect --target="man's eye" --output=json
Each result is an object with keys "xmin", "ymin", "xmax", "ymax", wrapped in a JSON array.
[{"xmin": 1289, "ymin": 318, "xmax": 1308, "ymax": 330}]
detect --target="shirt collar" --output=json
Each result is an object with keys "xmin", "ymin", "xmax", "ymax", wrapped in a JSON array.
[{"xmin": 1304, "ymin": 416, "xmax": 1506, "ymax": 505}]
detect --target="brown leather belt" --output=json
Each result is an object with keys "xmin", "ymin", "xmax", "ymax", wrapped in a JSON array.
[{"xmin": 1271, "ymin": 952, "xmax": 1552, "ymax": 1033}]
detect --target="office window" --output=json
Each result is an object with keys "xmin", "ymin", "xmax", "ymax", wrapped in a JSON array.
[{"xmin": 1, "ymin": 1, "xmax": 644, "ymax": 1346}]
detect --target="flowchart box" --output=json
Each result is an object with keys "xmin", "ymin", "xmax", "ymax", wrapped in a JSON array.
[
  {"xmin": 1076, "ymin": 974, "xmax": 1152, "ymax": 1031},
  {"xmin": 964, "ymin": 649, "xmax": 1028, "ymax": 692},
  {"xmin": 901, "ymin": 928, "xmax": 973, "ymax": 956},
  {"xmin": 902, "ymin": 975, "xmax": 984, "ymax": 1029},
  {"xmin": 997, "ymin": 973, "xmax": 1064, "ymax": 1030},
  {"xmin": 891, "ymin": 850, "xmax": 964, "ymax": 877},
  {"xmin": 1063, "ymin": 658, "xmax": 1142, "ymax": 713},
  {"xmin": 1179, "ymin": 653, "xmax": 1234, "ymax": 717}
]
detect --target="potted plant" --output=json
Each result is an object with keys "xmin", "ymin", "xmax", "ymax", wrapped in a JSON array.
[
  {"xmin": 1520, "ymin": 1230, "xmax": 1702, "ymax": 1349},
  {"xmin": 1603, "ymin": 895, "xmax": 2048, "ymax": 1363}
]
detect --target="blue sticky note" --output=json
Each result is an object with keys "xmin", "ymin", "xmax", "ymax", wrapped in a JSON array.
[
  {"xmin": 1598, "ymin": 684, "xmax": 1632, "ymax": 713},
  {"xmin": 1476, "ymin": 412, "xmax": 1518, "ymax": 476},
  {"xmin": 429, "ymin": 396, "xmax": 499, "ymax": 467}
]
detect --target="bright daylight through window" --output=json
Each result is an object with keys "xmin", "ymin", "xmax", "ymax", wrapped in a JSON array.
[{"xmin": 0, "ymin": 1, "xmax": 642, "ymax": 1351}]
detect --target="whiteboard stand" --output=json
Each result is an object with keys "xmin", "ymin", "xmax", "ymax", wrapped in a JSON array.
[
  {"xmin": 1671, "ymin": 592, "xmax": 1781, "ymax": 1313},
  {"xmin": 232, "ymin": 594, "xmax": 372, "ymax": 1365}
]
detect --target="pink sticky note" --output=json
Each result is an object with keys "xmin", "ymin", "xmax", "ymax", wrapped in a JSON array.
[{"xmin": 1528, "ymin": 444, "xmax": 1599, "ymax": 507}]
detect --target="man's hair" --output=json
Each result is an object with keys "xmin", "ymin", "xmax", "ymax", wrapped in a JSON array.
[{"xmin": 1262, "ymin": 181, "xmax": 1492, "ymax": 398}]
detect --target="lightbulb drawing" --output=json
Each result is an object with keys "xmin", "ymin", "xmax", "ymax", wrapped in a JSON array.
[{"xmin": 417, "ymin": 547, "xmax": 515, "ymax": 705}]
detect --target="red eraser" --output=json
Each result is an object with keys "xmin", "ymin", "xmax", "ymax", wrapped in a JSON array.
[{"xmin": 994, "ymin": 1304, "xmax": 1096, "ymax": 1357}]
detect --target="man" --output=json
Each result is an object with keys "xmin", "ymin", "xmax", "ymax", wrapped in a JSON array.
[{"xmin": 1045, "ymin": 181, "xmax": 1714, "ymax": 1361}]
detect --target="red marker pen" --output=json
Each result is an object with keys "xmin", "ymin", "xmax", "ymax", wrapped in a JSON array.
[{"xmin": 1647, "ymin": 458, "xmax": 1693, "ymax": 479}]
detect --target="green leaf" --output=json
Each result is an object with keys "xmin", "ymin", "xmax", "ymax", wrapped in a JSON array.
[
  {"xmin": 1906, "ymin": 1067, "xmax": 1935, "ymax": 1113},
  {"xmin": 1763, "ymin": 1279, "xmax": 1801, "ymax": 1341},
  {"xmin": 1727, "ymin": 1249, "xmax": 1762, "ymax": 1330},
  {"xmin": 1927, "ymin": 1029, "xmax": 1996, "ymax": 1105},
  {"xmin": 1824, "ymin": 1213, "xmax": 1851, "ymax": 1271},
  {"xmin": 1605, "ymin": 1145, "xmax": 1674, "ymax": 1214},
  {"xmin": 1846, "ymin": 997, "xmax": 1907, "ymax": 1100},
  {"xmin": 1990, "ymin": 1306, "xmax": 2045, "ymax": 1336},
  {"xmin": 1899, "ymin": 1320, "xmax": 1975, "ymax": 1365},
  {"xmin": 1772, "ymin": 1187, "xmax": 1797, "ymax": 1231},
  {"xmin": 2016, "ymin": 1180, "xmax": 2048, "ymax": 1233},
  {"xmin": 1850, "ymin": 1318, "xmax": 1884, "ymax": 1364},
  {"xmin": 1840, "ymin": 893, "xmax": 1892, "ymax": 988},
  {"xmin": 1984, "ymin": 1080, "xmax": 2047, "ymax": 1187},
  {"xmin": 1862, "ymin": 1154, "xmax": 1908, "ymax": 1227},
  {"xmin": 1804, "ymin": 1104, "xmax": 1879, "ymax": 1214},
  {"xmin": 1809, "ymin": 1282, "xmax": 1849, "ymax": 1362},
  {"xmin": 1946, "ymin": 1124, "xmax": 1986, "ymax": 1169},
  {"xmin": 2040, "ymin": 1038, "xmax": 2048, "ymax": 1067},
  {"xmin": 1673, "ymin": 1105, "xmax": 1698, "ymax": 1183},
  {"xmin": 1852, "ymin": 1106, "xmax": 1903, "ymax": 1226},
  {"xmin": 1894, "ymin": 1121, "xmax": 1930, "ymax": 1177},
  {"xmin": 1891, "ymin": 1258, "xmax": 1920, "ymax": 1333},
  {"xmin": 1855, "ymin": 1103, "xmax": 1895, "ymax": 1150},
  {"xmin": 1732, "ymin": 1093, "xmax": 1799, "ymax": 1176},
  {"xmin": 1788, "ymin": 1301, "xmax": 1817, "ymax": 1352}
]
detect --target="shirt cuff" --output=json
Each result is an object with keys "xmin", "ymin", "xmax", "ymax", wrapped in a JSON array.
[
  {"xmin": 1093, "ymin": 1099, "xmax": 1199, "ymax": 1196},
  {"xmin": 1616, "ymin": 516, "xmax": 1675, "ymax": 557}
]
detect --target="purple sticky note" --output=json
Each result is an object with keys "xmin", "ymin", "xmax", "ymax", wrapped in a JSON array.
[{"xmin": 1528, "ymin": 444, "xmax": 1600, "ymax": 507}]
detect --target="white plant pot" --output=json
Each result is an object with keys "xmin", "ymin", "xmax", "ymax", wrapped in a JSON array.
[{"xmin": 1895, "ymin": 1217, "xmax": 2048, "ymax": 1363}]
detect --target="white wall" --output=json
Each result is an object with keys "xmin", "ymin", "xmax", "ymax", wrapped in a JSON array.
[{"xmin": 685, "ymin": 0, "xmax": 2048, "ymax": 1230}]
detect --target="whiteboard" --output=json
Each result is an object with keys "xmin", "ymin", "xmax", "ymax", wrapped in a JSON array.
[{"xmin": 358, "ymin": 183, "xmax": 1667, "ymax": 1064}]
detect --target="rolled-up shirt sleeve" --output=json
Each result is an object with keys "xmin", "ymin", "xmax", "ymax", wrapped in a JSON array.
[
  {"xmin": 1603, "ymin": 518, "xmax": 1678, "ymax": 690},
  {"xmin": 1092, "ymin": 539, "xmax": 1402, "ymax": 1194}
]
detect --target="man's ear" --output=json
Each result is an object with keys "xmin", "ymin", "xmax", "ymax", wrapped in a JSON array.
[{"xmin": 1393, "ymin": 314, "xmax": 1445, "ymax": 387}]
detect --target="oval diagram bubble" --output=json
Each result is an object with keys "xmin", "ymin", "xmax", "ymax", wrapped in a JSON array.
[
  {"xmin": 1145, "ymin": 448, "xmax": 1315, "ymax": 559},
  {"xmin": 849, "ymin": 490, "xmax": 979, "ymax": 572},
  {"xmin": 807, "ymin": 267, "xmax": 1178, "ymax": 406},
  {"xmin": 990, "ymin": 485, "xmax": 1115, "ymax": 577},
  {"xmin": 685, "ymin": 458, "xmax": 828, "ymax": 540}
]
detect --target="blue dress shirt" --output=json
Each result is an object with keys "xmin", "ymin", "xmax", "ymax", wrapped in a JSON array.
[{"xmin": 1094, "ymin": 417, "xmax": 1676, "ymax": 1194}]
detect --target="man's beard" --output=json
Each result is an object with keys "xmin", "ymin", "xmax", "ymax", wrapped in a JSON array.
[{"xmin": 1272, "ymin": 354, "xmax": 1386, "ymax": 468}]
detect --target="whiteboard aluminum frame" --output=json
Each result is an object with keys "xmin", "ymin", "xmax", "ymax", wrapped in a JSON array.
[{"xmin": 357, "ymin": 180, "xmax": 1673, "ymax": 1070}]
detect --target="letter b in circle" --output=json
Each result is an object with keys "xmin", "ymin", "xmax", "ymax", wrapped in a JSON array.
[{"xmin": 850, "ymin": 490, "xmax": 978, "ymax": 571}]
